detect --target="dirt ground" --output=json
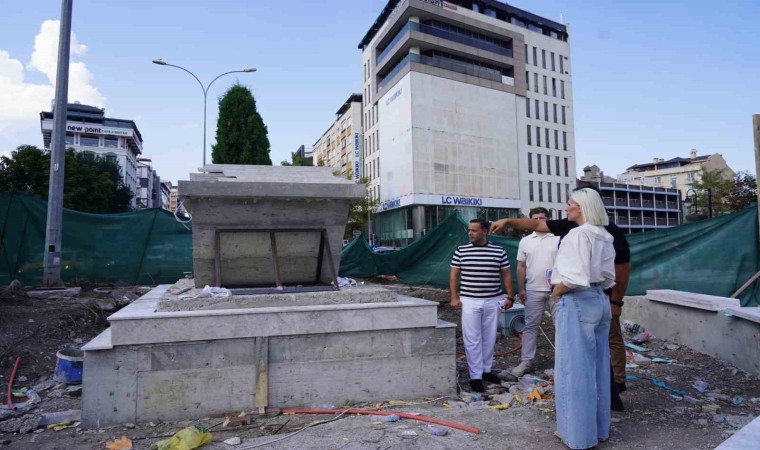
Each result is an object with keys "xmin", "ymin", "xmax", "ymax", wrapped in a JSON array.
[{"xmin": 0, "ymin": 281, "xmax": 758, "ymax": 449}]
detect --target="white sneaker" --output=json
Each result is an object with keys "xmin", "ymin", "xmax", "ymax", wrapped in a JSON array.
[{"xmin": 511, "ymin": 362, "xmax": 532, "ymax": 377}]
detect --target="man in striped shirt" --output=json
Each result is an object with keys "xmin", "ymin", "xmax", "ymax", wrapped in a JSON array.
[{"xmin": 450, "ymin": 218, "xmax": 515, "ymax": 393}]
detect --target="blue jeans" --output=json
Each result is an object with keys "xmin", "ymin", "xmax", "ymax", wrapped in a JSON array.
[{"xmin": 554, "ymin": 287, "xmax": 611, "ymax": 449}]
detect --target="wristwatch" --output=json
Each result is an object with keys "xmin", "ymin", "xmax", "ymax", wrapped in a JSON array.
[{"xmin": 609, "ymin": 299, "xmax": 624, "ymax": 307}]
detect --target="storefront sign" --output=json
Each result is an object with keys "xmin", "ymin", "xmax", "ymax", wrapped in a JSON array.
[
  {"xmin": 65, "ymin": 123, "xmax": 131, "ymax": 137},
  {"xmin": 381, "ymin": 199, "xmax": 402, "ymax": 211},
  {"xmin": 385, "ymin": 88, "xmax": 402, "ymax": 106},
  {"xmin": 354, "ymin": 132, "xmax": 361, "ymax": 182},
  {"xmin": 441, "ymin": 196, "xmax": 483, "ymax": 206}
]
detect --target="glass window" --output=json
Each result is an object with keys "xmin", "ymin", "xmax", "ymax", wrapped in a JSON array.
[
  {"xmin": 532, "ymin": 47, "xmax": 537, "ymax": 66},
  {"xmin": 534, "ymin": 73, "xmax": 538, "ymax": 93},
  {"xmin": 105, "ymin": 152, "xmax": 117, "ymax": 163},
  {"xmin": 65, "ymin": 132, "xmax": 74, "ymax": 145},
  {"xmin": 525, "ymin": 71, "xmax": 529, "ymax": 90},
  {"xmin": 552, "ymin": 78, "xmax": 557, "ymax": 97},
  {"xmin": 564, "ymin": 158, "xmax": 569, "ymax": 176},
  {"xmin": 525, "ymin": 44, "xmax": 529, "ymax": 63},
  {"xmin": 526, "ymin": 98, "xmax": 530, "ymax": 118},
  {"xmin": 557, "ymin": 183, "xmax": 562, "ymax": 203},
  {"xmin": 529, "ymin": 181, "xmax": 534, "ymax": 201},
  {"xmin": 561, "ymin": 80, "xmax": 565, "ymax": 99},
  {"xmin": 670, "ymin": 175, "xmax": 677, "ymax": 188},
  {"xmin": 541, "ymin": 49, "xmax": 546, "ymax": 69},
  {"xmin": 546, "ymin": 155, "xmax": 551, "ymax": 175},
  {"xmin": 80, "ymin": 134, "xmax": 99, "ymax": 147},
  {"xmin": 537, "ymin": 152, "xmax": 542, "ymax": 174},
  {"xmin": 536, "ymin": 127, "xmax": 541, "ymax": 147},
  {"xmin": 553, "ymin": 104, "xmax": 558, "ymax": 123},
  {"xmin": 544, "ymin": 102, "xmax": 549, "ymax": 122},
  {"xmin": 560, "ymin": 57, "xmax": 564, "ymax": 73},
  {"xmin": 535, "ymin": 100, "xmax": 540, "ymax": 120},
  {"xmin": 551, "ymin": 52, "xmax": 556, "ymax": 71},
  {"xmin": 539, "ymin": 181, "xmax": 544, "ymax": 201},
  {"xmin": 528, "ymin": 152, "xmax": 533, "ymax": 173},
  {"xmin": 554, "ymin": 130, "xmax": 559, "ymax": 150},
  {"xmin": 104, "ymin": 136, "xmax": 118, "ymax": 148},
  {"xmin": 545, "ymin": 128, "xmax": 550, "ymax": 148},
  {"xmin": 562, "ymin": 106, "xmax": 567, "ymax": 124},
  {"xmin": 555, "ymin": 156, "xmax": 560, "ymax": 174},
  {"xmin": 548, "ymin": 182, "xmax": 553, "ymax": 202},
  {"xmin": 566, "ymin": 184, "xmax": 570, "ymax": 202},
  {"xmin": 527, "ymin": 125, "xmax": 532, "ymax": 145},
  {"xmin": 543, "ymin": 76, "xmax": 548, "ymax": 95},
  {"xmin": 563, "ymin": 131, "xmax": 567, "ymax": 150}
]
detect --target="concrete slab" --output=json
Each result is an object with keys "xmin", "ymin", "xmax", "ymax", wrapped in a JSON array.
[
  {"xmin": 623, "ymin": 294, "xmax": 760, "ymax": 376},
  {"xmin": 715, "ymin": 415, "xmax": 760, "ymax": 449},
  {"xmin": 646, "ymin": 290, "xmax": 740, "ymax": 311},
  {"xmin": 158, "ymin": 284, "xmax": 398, "ymax": 312},
  {"xmin": 26, "ymin": 287, "xmax": 81, "ymax": 298},
  {"xmin": 724, "ymin": 306, "xmax": 760, "ymax": 325}
]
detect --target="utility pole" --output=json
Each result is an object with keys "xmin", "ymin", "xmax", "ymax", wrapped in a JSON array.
[
  {"xmin": 42, "ymin": 0, "xmax": 73, "ymax": 287},
  {"xmin": 753, "ymin": 114, "xmax": 760, "ymax": 245}
]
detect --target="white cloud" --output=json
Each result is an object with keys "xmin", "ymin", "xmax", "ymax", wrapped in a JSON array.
[{"xmin": 0, "ymin": 19, "xmax": 104, "ymax": 135}]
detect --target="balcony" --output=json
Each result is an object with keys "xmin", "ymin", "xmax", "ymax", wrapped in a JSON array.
[
  {"xmin": 630, "ymin": 217, "xmax": 642, "ymax": 225},
  {"xmin": 378, "ymin": 53, "xmax": 508, "ymax": 91},
  {"xmin": 376, "ymin": 22, "xmax": 514, "ymax": 66},
  {"xmin": 602, "ymin": 197, "xmax": 614, "ymax": 207},
  {"xmin": 667, "ymin": 201, "xmax": 678, "ymax": 210},
  {"xmin": 642, "ymin": 200, "xmax": 654, "ymax": 209},
  {"xmin": 655, "ymin": 201, "xmax": 666, "ymax": 209},
  {"xmin": 630, "ymin": 199, "xmax": 642, "ymax": 208},
  {"xmin": 643, "ymin": 217, "xmax": 655, "ymax": 226}
]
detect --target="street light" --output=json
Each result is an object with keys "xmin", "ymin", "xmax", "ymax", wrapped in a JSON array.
[
  {"xmin": 152, "ymin": 59, "xmax": 256, "ymax": 166},
  {"xmin": 684, "ymin": 188, "xmax": 713, "ymax": 219}
]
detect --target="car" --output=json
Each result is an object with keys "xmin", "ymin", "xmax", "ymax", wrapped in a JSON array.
[{"xmin": 373, "ymin": 246, "xmax": 399, "ymax": 255}]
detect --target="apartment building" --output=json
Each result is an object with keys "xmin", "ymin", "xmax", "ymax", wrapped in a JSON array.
[
  {"xmin": 312, "ymin": 94, "xmax": 363, "ymax": 180},
  {"xmin": 619, "ymin": 150, "xmax": 735, "ymax": 195}
]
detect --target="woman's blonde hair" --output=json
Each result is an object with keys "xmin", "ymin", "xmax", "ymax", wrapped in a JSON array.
[{"xmin": 571, "ymin": 188, "xmax": 609, "ymax": 226}]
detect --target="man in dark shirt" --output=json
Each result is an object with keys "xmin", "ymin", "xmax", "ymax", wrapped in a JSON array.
[{"xmin": 490, "ymin": 187, "xmax": 632, "ymax": 411}]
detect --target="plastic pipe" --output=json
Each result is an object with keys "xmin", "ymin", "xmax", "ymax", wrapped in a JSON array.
[
  {"xmin": 6, "ymin": 356, "xmax": 20, "ymax": 410},
  {"xmin": 280, "ymin": 408, "xmax": 480, "ymax": 434}
]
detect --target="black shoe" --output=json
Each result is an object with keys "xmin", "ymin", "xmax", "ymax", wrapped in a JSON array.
[
  {"xmin": 469, "ymin": 379, "xmax": 485, "ymax": 393},
  {"xmin": 611, "ymin": 393, "xmax": 625, "ymax": 411},
  {"xmin": 616, "ymin": 382, "xmax": 627, "ymax": 393},
  {"xmin": 482, "ymin": 372, "xmax": 502, "ymax": 384}
]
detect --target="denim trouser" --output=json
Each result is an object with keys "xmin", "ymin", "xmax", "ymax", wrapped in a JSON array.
[{"xmin": 554, "ymin": 287, "xmax": 611, "ymax": 449}]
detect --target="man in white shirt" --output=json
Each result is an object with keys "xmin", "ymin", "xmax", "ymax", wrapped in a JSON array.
[{"xmin": 512, "ymin": 207, "xmax": 559, "ymax": 377}]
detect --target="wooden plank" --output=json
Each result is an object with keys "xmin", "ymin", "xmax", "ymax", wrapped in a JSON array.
[{"xmin": 254, "ymin": 336, "xmax": 269, "ymax": 415}]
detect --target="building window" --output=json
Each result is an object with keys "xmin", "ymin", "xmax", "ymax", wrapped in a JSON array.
[
  {"xmin": 543, "ymin": 76, "xmax": 548, "ymax": 95},
  {"xmin": 566, "ymin": 184, "xmax": 570, "ymax": 202},
  {"xmin": 539, "ymin": 181, "xmax": 544, "ymax": 201},
  {"xmin": 544, "ymin": 102, "xmax": 549, "ymax": 122},
  {"xmin": 555, "ymin": 156, "xmax": 560, "ymax": 175},
  {"xmin": 80, "ymin": 134, "xmax": 99, "ymax": 147},
  {"xmin": 670, "ymin": 175, "xmax": 677, "ymax": 188},
  {"xmin": 545, "ymin": 128, "xmax": 550, "ymax": 148},
  {"xmin": 553, "ymin": 104, "xmax": 558, "ymax": 123},
  {"xmin": 561, "ymin": 80, "xmax": 565, "ymax": 99},
  {"xmin": 551, "ymin": 52, "xmax": 556, "ymax": 71},
  {"xmin": 554, "ymin": 130, "xmax": 559, "ymax": 150},
  {"xmin": 533, "ymin": 46, "xmax": 537, "ymax": 66},
  {"xmin": 560, "ymin": 57, "xmax": 565, "ymax": 74},
  {"xmin": 562, "ymin": 106, "xmax": 567, "ymax": 124},
  {"xmin": 686, "ymin": 172, "xmax": 696, "ymax": 183},
  {"xmin": 105, "ymin": 152, "xmax": 117, "ymax": 163},
  {"xmin": 534, "ymin": 73, "xmax": 539, "ymax": 93},
  {"xmin": 548, "ymin": 182, "xmax": 553, "ymax": 202},
  {"xmin": 546, "ymin": 155, "xmax": 551, "ymax": 175},
  {"xmin": 527, "ymin": 125, "xmax": 532, "ymax": 145},
  {"xmin": 104, "ymin": 136, "xmax": 118, "ymax": 148},
  {"xmin": 536, "ymin": 127, "xmax": 541, "ymax": 147},
  {"xmin": 525, "ymin": 44, "xmax": 528, "ymax": 63},
  {"xmin": 552, "ymin": 78, "xmax": 557, "ymax": 97},
  {"xmin": 535, "ymin": 100, "xmax": 540, "ymax": 120},
  {"xmin": 528, "ymin": 152, "xmax": 533, "ymax": 173},
  {"xmin": 564, "ymin": 158, "xmax": 569, "ymax": 177},
  {"xmin": 65, "ymin": 132, "xmax": 74, "ymax": 145},
  {"xmin": 525, "ymin": 71, "xmax": 530, "ymax": 90},
  {"xmin": 563, "ymin": 131, "xmax": 567, "ymax": 150},
  {"xmin": 541, "ymin": 49, "xmax": 546, "ymax": 69},
  {"xmin": 526, "ymin": 99, "xmax": 530, "ymax": 118},
  {"xmin": 537, "ymin": 152, "xmax": 542, "ymax": 174},
  {"xmin": 529, "ymin": 181, "xmax": 534, "ymax": 201},
  {"xmin": 557, "ymin": 183, "xmax": 562, "ymax": 203}
]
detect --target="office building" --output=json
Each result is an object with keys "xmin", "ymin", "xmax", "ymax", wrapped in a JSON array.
[
  {"xmin": 312, "ymin": 94, "xmax": 363, "ymax": 180},
  {"xmin": 359, "ymin": 0, "xmax": 576, "ymax": 246},
  {"xmin": 294, "ymin": 145, "xmax": 314, "ymax": 165},
  {"xmin": 40, "ymin": 102, "xmax": 145, "ymax": 208}
]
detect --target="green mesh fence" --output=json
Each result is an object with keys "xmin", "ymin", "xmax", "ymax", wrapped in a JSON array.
[
  {"xmin": 340, "ymin": 207, "xmax": 760, "ymax": 307},
  {"xmin": 0, "ymin": 191, "xmax": 192, "ymax": 286}
]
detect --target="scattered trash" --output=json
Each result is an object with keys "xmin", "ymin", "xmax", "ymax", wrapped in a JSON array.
[
  {"xmin": 711, "ymin": 393, "xmax": 732, "ymax": 402},
  {"xmin": 39, "ymin": 410, "xmax": 82, "ymax": 426},
  {"xmin": 17, "ymin": 376, "xmax": 27, "ymax": 383},
  {"xmin": 223, "ymin": 437, "xmax": 241, "ymax": 446},
  {"xmin": 32, "ymin": 379, "xmax": 56, "ymax": 392},
  {"xmin": 93, "ymin": 287, "xmax": 112, "ymax": 294},
  {"xmin": 628, "ymin": 352, "xmax": 652, "ymax": 365},
  {"xmin": 66, "ymin": 385, "xmax": 82, "ymax": 397},
  {"xmin": 47, "ymin": 420, "xmax": 80, "ymax": 431},
  {"xmin": 196, "ymin": 285, "xmax": 231, "ymax": 298},
  {"xmin": 105, "ymin": 436, "xmax": 133, "ymax": 450},
  {"xmin": 713, "ymin": 414, "xmax": 726, "ymax": 424},
  {"xmin": 423, "ymin": 425, "xmax": 448, "ymax": 436},
  {"xmin": 150, "ymin": 425, "xmax": 212, "ymax": 450},
  {"xmin": 625, "ymin": 342, "xmax": 650, "ymax": 353},
  {"xmin": 664, "ymin": 343, "xmax": 680, "ymax": 351},
  {"xmin": 670, "ymin": 395, "xmax": 683, "ymax": 401},
  {"xmin": 683, "ymin": 396, "xmax": 700, "ymax": 405},
  {"xmin": 369, "ymin": 414, "xmax": 401, "ymax": 422},
  {"xmin": 632, "ymin": 331, "xmax": 652, "ymax": 344},
  {"xmin": 337, "ymin": 277, "xmax": 357, "ymax": 287},
  {"xmin": 692, "ymin": 380, "xmax": 709, "ymax": 393},
  {"xmin": 489, "ymin": 403, "xmax": 510, "ymax": 411},
  {"xmin": 701, "ymin": 403, "xmax": 721, "ymax": 414},
  {"xmin": 623, "ymin": 320, "xmax": 642, "ymax": 334},
  {"xmin": 400, "ymin": 430, "xmax": 418, "ymax": 439},
  {"xmin": 651, "ymin": 378, "xmax": 687, "ymax": 396},
  {"xmin": 543, "ymin": 369, "xmax": 554, "ymax": 378},
  {"xmin": 651, "ymin": 358, "xmax": 675, "ymax": 364},
  {"xmin": 53, "ymin": 348, "xmax": 84, "ymax": 384}
]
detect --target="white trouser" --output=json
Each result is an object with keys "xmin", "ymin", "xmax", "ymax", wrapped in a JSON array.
[{"xmin": 461, "ymin": 295, "xmax": 502, "ymax": 380}]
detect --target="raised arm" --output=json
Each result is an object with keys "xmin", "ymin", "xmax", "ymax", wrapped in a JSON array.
[{"xmin": 490, "ymin": 218, "xmax": 550, "ymax": 234}]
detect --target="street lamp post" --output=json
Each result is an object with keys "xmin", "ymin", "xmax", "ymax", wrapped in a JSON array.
[
  {"xmin": 152, "ymin": 59, "xmax": 256, "ymax": 167},
  {"xmin": 684, "ymin": 188, "xmax": 698, "ymax": 217}
]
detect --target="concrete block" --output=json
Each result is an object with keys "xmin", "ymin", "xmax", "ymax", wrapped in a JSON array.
[
  {"xmin": 27, "ymin": 287, "xmax": 81, "ymax": 298},
  {"xmin": 715, "ymin": 415, "xmax": 760, "ymax": 450},
  {"xmin": 158, "ymin": 285, "xmax": 397, "ymax": 312},
  {"xmin": 623, "ymin": 295, "xmax": 760, "ymax": 377},
  {"xmin": 646, "ymin": 290, "xmax": 740, "ymax": 311},
  {"xmin": 725, "ymin": 306, "xmax": 760, "ymax": 325},
  {"xmin": 82, "ymin": 346, "xmax": 139, "ymax": 427}
]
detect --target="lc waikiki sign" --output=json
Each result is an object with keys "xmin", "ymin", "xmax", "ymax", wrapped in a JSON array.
[
  {"xmin": 441, "ymin": 196, "xmax": 483, "ymax": 206},
  {"xmin": 354, "ymin": 132, "xmax": 361, "ymax": 182}
]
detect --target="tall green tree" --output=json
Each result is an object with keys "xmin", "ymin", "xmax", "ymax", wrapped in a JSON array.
[
  {"xmin": 211, "ymin": 83, "xmax": 272, "ymax": 165},
  {"xmin": 726, "ymin": 171, "xmax": 757, "ymax": 213},
  {"xmin": 0, "ymin": 145, "xmax": 133, "ymax": 213},
  {"xmin": 687, "ymin": 168, "xmax": 734, "ymax": 218}
]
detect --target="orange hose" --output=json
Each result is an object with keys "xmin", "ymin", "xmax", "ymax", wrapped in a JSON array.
[
  {"xmin": 6, "ymin": 356, "xmax": 20, "ymax": 410},
  {"xmin": 281, "ymin": 408, "xmax": 480, "ymax": 434}
]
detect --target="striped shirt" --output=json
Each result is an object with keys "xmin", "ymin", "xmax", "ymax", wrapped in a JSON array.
[{"xmin": 451, "ymin": 242, "xmax": 511, "ymax": 299}]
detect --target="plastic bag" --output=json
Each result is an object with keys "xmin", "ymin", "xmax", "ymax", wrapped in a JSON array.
[
  {"xmin": 196, "ymin": 286, "xmax": 231, "ymax": 299},
  {"xmin": 150, "ymin": 425, "xmax": 212, "ymax": 450}
]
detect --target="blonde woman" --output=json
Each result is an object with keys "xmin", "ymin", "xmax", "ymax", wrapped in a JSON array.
[{"xmin": 550, "ymin": 188, "xmax": 616, "ymax": 449}]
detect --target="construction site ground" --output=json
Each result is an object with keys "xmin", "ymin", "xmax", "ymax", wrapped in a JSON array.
[{"xmin": 0, "ymin": 280, "xmax": 758, "ymax": 449}]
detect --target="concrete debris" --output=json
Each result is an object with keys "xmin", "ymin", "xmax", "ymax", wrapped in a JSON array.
[
  {"xmin": 400, "ymin": 430, "xmax": 418, "ymax": 438},
  {"xmin": 39, "ymin": 409, "xmax": 81, "ymax": 426},
  {"xmin": 223, "ymin": 437, "xmax": 241, "ymax": 446},
  {"xmin": 725, "ymin": 415, "xmax": 754, "ymax": 429},
  {"xmin": 664, "ymin": 343, "xmax": 680, "ymax": 351},
  {"xmin": 361, "ymin": 430, "xmax": 385, "ymax": 443},
  {"xmin": 27, "ymin": 287, "xmax": 81, "ymax": 298},
  {"xmin": 0, "ymin": 415, "xmax": 40, "ymax": 434},
  {"xmin": 693, "ymin": 380, "xmax": 709, "ymax": 393}
]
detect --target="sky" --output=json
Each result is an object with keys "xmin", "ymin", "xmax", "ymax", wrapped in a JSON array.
[{"xmin": 1, "ymin": 0, "xmax": 759, "ymax": 185}]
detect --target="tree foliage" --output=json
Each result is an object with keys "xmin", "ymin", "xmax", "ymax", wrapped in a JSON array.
[
  {"xmin": 211, "ymin": 83, "xmax": 272, "ymax": 165},
  {"xmin": 726, "ymin": 171, "xmax": 757, "ymax": 213},
  {"xmin": 345, "ymin": 176, "xmax": 378, "ymax": 240},
  {"xmin": 0, "ymin": 145, "xmax": 133, "ymax": 213},
  {"xmin": 687, "ymin": 168, "xmax": 756, "ymax": 218},
  {"xmin": 280, "ymin": 152, "xmax": 313, "ymax": 166}
]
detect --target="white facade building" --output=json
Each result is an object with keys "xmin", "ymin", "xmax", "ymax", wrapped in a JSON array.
[
  {"xmin": 40, "ymin": 102, "xmax": 146, "ymax": 208},
  {"xmin": 359, "ymin": 0, "xmax": 576, "ymax": 245},
  {"xmin": 312, "ymin": 94, "xmax": 363, "ymax": 181}
]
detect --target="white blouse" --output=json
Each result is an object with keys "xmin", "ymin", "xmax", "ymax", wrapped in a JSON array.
[{"xmin": 551, "ymin": 223, "xmax": 616, "ymax": 290}]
